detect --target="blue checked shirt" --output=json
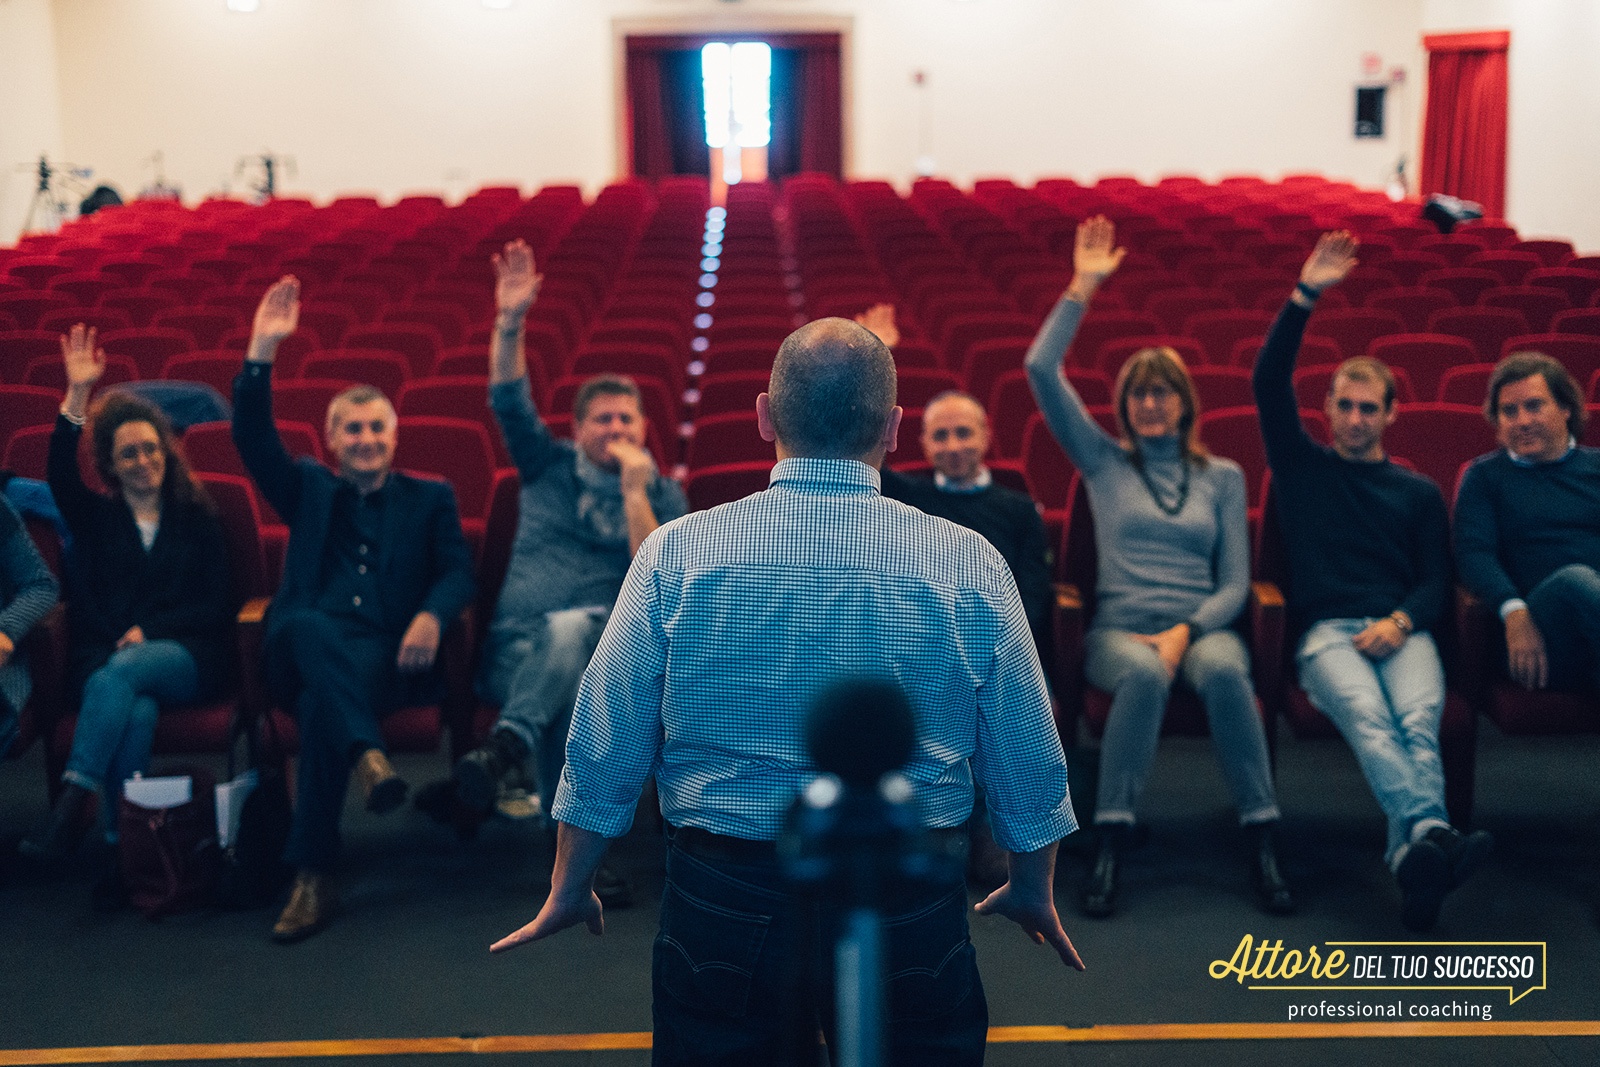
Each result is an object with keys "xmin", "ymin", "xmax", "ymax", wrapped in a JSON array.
[{"xmin": 551, "ymin": 457, "xmax": 1076, "ymax": 854}]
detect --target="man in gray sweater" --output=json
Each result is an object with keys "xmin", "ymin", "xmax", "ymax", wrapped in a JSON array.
[{"xmin": 453, "ymin": 241, "xmax": 687, "ymax": 903}]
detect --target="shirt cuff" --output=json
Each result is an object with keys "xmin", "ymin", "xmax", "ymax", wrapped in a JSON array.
[{"xmin": 1499, "ymin": 598, "xmax": 1528, "ymax": 620}]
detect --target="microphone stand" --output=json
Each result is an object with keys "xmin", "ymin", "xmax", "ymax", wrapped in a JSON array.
[{"xmin": 779, "ymin": 773, "xmax": 956, "ymax": 1067}]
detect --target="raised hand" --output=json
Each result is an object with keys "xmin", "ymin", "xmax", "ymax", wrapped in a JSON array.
[
  {"xmin": 1070, "ymin": 215, "xmax": 1126, "ymax": 298},
  {"xmin": 493, "ymin": 239, "xmax": 542, "ymax": 320},
  {"xmin": 60, "ymin": 323, "xmax": 106, "ymax": 392},
  {"xmin": 853, "ymin": 303, "xmax": 900, "ymax": 349},
  {"xmin": 248, "ymin": 276, "xmax": 301, "ymax": 362},
  {"xmin": 1300, "ymin": 230, "xmax": 1359, "ymax": 293}
]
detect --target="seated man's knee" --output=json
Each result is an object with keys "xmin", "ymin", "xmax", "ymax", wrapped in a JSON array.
[{"xmin": 1545, "ymin": 563, "xmax": 1600, "ymax": 599}]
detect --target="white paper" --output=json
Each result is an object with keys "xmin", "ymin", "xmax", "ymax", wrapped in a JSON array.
[
  {"xmin": 122, "ymin": 773, "xmax": 192, "ymax": 810},
  {"xmin": 215, "ymin": 770, "xmax": 259, "ymax": 849}
]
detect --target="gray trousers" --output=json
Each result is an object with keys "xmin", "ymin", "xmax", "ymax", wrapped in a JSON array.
[
  {"xmin": 479, "ymin": 607, "xmax": 609, "ymax": 818},
  {"xmin": 1085, "ymin": 627, "xmax": 1279, "ymax": 827}
]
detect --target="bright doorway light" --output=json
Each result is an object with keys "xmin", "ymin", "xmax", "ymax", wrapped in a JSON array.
[
  {"xmin": 226, "ymin": 0, "xmax": 260, "ymax": 11},
  {"xmin": 702, "ymin": 42, "xmax": 772, "ymax": 186}
]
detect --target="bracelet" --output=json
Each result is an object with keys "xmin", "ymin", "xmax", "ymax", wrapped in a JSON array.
[
  {"xmin": 58, "ymin": 406, "xmax": 86, "ymax": 426},
  {"xmin": 1295, "ymin": 281, "xmax": 1322, "ymax": 301},
  {"xmin": 1388, "ymin": 611, "xmax": 1413, "ymax": 636}
]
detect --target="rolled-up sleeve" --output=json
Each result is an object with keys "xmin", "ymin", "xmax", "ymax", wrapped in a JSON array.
[
  {"xmin": 551, "ymin": 533, "xmax": 668, "ymax": 838},
  {"xmin": 970, "ymin": 582, "xmax": 1078, "ymax": 853}
]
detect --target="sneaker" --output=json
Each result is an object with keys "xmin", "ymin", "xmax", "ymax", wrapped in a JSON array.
[
  {"xmin": 1424, "ymin": 826, "xmax": 1494, "ymax": 889},
  {"xmin": 1396, "ymin": 836, "xmax": 1451, "ymax": 932}
]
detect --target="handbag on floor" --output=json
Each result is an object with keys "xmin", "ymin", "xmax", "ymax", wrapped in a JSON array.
[{"xmin": 118, "ymin": 765, "xmax": 221, "ymax": 919}]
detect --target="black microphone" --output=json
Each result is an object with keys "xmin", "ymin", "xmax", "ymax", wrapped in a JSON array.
[{"xmin": 805, "ymin": 677, "xmax": 915, "ymax": 789}]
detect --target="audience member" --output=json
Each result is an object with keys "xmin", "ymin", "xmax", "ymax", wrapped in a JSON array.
[
  {"xmin": 448, "ymin": 240, "xmax": 686, "ymax": 906},
  {"xmin": 234, "ymin": 278, "xmax": 474, "ymax": 943},
  {"xmin": 21, "ymin": 327, "xmax": 233, "ymax": 902},
  {"xmin": 0, "ymin": 493, "xmax": 59, "ymax": 761},
  {"xmin": 1025, "ymin": 217, "xmax": 1289, "ymax": 918},
  {"xmin": 0, "ymin": 470, "xmax": 67, "ymax": 547},
  {"xmin": 491, "ymin": 315, "xmax": 1080, "ymax": 1066},
  {"xmin": 1455, "ymin": 353, "xmax": 1600, "ymax": 695},
  {"xmin": 1253, "ymin": 232, "xmax": 1491, "ymax": 931}
]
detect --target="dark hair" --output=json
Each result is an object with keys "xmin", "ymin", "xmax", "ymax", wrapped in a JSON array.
[
  {"xmin": 768, "ymin": 318, "xmax": 897, "ymax": 459},
  {"xmin": 88, "ymin": 391, "xmax": 212, "ymax": 512},
  {"xmin": 1485, "ymin": 352, "xmax": 1586, "ymax": 438},
  {"xmin": 572, "ymin": 375, "xmax": 643, "ymax": 423},
  {"xmin": 1330, "ymin": 356, "xmax": 1397, "ymax": 410},
  {"xmin": 1111, "ymin": 346, "xmax": 1209, "ymax": 467}
]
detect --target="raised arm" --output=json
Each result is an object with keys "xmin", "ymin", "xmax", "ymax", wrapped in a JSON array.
[
  {"xmin": 1024, "ymin": 216, "xmax": 1126, "ymax": 476},
  {"xmin": 48, "ymin": 326, "xmax": 106, "ymax": 528},
  {"xmin": 853, "ymin": 303, "xmax": 900, "ymax": 349},
  {"xmin": 233, "ymin": 277, "xmax": 303, "ymax": 521},
  {"xmin": 1253, "ymin": 232, "xmax": 1360, "ymax": 467},
  {"xmin": 490, "ymin": 239, "xmax": 543, "ymax": 387}
]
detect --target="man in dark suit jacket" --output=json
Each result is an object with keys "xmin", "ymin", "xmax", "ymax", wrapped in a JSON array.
[{"xmin": 234, "ymin": 277, "xmax": 474, "ymax": 943}]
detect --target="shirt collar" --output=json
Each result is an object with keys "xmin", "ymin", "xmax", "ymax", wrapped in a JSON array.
[
  {"xmin": 1507, "ymin": 436, "xmax": 1577, "ymax": 467},
  {"xmin": 769, "ymin": 457, "xmax": 882, "ymax": 495},
  {"xmin": 934, "ymin": 465, "xmax": 992, "ymax": 493}
]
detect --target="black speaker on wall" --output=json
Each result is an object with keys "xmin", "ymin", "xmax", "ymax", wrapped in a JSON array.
[{"xmin": 1355, "ymin": 86, "xmax": 1386, "ymax": 138}]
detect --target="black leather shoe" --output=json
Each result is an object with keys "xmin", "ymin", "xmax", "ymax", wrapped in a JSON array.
[
  {"xmin": 1249, "ymin": 822, "xmax": 1295, "ymax": 915},
  {"xmin": 19, "ymin": 783, "xmax": 92, "ymax": 863},
  {"xmin": 1424, "ymin": 826, "xmax": 1494, "ymax": 889},
  {"xmin": 1080, "ymin": 825, "xmax": 1128, "ymax": 919},
  {"xmin": 1396, "ymin": 836, "xmax": 1450, "ymax": 932}
]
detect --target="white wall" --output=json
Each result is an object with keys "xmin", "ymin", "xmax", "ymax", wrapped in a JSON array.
[
  {"xmin": 39, "ymin": 0, "xmax": 1427, "ymax": 213},
  {"xmin": 0, "ymin": 0, "xmax": 66, "ymax": 244},
  {"xmin": 1422, "ymin": 0, "xmax": 1600, "ymax": 251}
]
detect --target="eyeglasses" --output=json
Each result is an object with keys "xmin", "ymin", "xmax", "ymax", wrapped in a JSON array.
[
  {"xmin": 1128, "ymin": 383, "xmax": 1176, "ymax": 403},
  {"xmin": 114, "ymin": 441, "xmax": 162, "ymax": 463}
]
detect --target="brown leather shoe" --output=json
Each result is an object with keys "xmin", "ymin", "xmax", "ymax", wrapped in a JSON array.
[
  {"xmin": 354, "ymin": 748, "xmax": 407, "ymax": 814},
  {"xmin": 271, "ymin": 871, "xmax": 337, "ymax": 944}
]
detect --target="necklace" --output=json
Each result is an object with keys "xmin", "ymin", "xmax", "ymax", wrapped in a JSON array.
[{"xmin": 1134, "ymin": 453, "xmax": 1190, "ymax": 516}]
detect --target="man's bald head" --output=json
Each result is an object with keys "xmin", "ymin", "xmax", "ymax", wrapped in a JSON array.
[{"xmin": 767, "ymin": 317, "xmax": 898, "ymax": 460}]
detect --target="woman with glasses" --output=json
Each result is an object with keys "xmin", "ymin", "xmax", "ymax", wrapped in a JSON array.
[
  {"xmin": 21, "ymin": 325, "xmax": 232, "ymax": 886},
  {"xmin": 1025, "ymin": 217, "xmax": 1289, "ymax": 919}
]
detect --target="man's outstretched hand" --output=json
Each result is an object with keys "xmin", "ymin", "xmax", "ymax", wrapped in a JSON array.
[
  {"xmin": 490, "ymin": 885, "xmax": 604, "ymax": 953},
  {"xmin": 974, "ymin": 881, "xmax": 1086, "ymax": 971}
]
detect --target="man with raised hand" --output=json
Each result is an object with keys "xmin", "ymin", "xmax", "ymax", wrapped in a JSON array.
[
  {"xmin": 452, "ymin": 240, "xmax": 686, "ymax": 906},
  {"xmin": 491, "ymin": 315, "xmax": 1081, "ymax": 1066},
  {"xmin": 234, "ymin": 277, "xmax": 474, "ymax": 943},
  {"xmin": 1253, "ymin": 231, "xmax": 1489, "ymax": 931}
]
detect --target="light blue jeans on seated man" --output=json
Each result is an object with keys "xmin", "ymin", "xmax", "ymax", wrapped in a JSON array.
[
  {"xmin": 478, "ymin": 606, "xmax": 609, "ymax": 820},
  {"xmin": 1295, "ymin": 619, "xmax": 1450, "ymax": 867},
  {"xmin": 63, "ymin": 639, "xmax": 200, "ymax": 833},
  {"xmin": 1085, "ymin": 627, "xmax": 1281, "ymax": 828}
]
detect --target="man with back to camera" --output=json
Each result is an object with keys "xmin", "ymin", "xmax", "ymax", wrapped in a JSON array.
[
  {"xmin": 489, "ymin": 315, "xmax": 1083, "ymax": 1066},
  {"xmin": 446, "ymin": 239, "xmax": 687, "ymax": 906},
  {"xmin": 235, "ymin": 277, "xmax": 475, "ymax": 943},
  {"xmin": 1455, "ymin": 351, "xmax": 1600, "ymax": 696},
  {"xmin": 1252, "ymin": 231, "xmax": 1491, "ymax": 931}
]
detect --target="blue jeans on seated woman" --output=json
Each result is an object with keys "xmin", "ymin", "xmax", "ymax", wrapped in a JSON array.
[
  {"xmin": 652, "ymin": 826, "xmax": 987, "ymax": 1067},
  {"xmin": 63, "ymin": 640, "xmax": 200, "ymax": 826}
]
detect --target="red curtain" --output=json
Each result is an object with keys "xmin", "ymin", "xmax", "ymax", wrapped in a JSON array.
[
  {"xmin": 624, "ymin": 33, "xmax": 843, "ymax": 180},
  {"xmin": 1420, "ymin": 31, "xmax": 1509, "ymax": 220},
  {"xmin": 796, "ymin": 42, "xmax": 843, "ymax": 177},
  {"xmin": 625, "ymin": 48, "xmax": 673, "ymax": 179}
]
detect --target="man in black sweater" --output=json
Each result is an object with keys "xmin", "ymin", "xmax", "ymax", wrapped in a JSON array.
[
  {"xmin": 1254, "ymin": 232, "xmax": 1489, "ymax": 932},
  {"xmin": 1455, "ymin": 353, "xmax": 1600, "ymax": 695},
  {"xmin": 879, "ymin": 388, "xmax": 1052, "ymax": 890}
]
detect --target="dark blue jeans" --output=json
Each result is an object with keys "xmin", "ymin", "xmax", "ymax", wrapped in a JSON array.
[
  {"xmin": 1527, "ymin": 563, "xmax": 1600, "ymax": 693},
  {"xmin": 652, "ymin": 829, "xmax": 988, "ymax": 1067}
]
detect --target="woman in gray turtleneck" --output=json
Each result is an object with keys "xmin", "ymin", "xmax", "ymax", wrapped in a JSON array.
[{"xmin": 1024, "ymin": 216, "xmax": 1288, "ymax": 919}]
